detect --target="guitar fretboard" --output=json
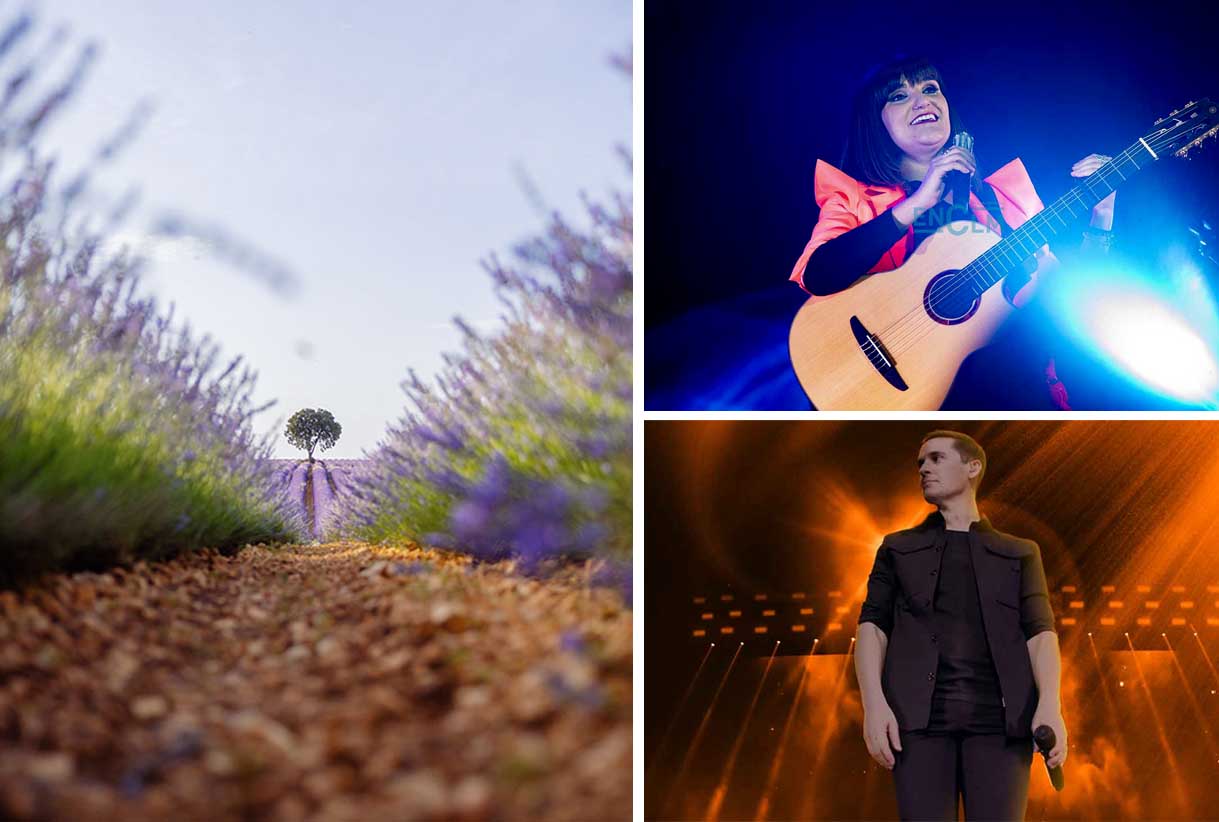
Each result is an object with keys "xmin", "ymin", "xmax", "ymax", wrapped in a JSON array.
[{"xmin": 961, "ymin": 140, "xmax": 1155, "ymax": 293}]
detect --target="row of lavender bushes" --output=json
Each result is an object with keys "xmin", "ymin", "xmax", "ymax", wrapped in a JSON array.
[
  {"xmin": 272, "ymin": 459, "xmax": 359, "ymax": 541},
  {"xmin": 329, "ymin": 150, "xmax": 632, "ymax": 600},
  {"xmin": 0, "ymin": 12, "xmax": 304, "ymax": 587}
]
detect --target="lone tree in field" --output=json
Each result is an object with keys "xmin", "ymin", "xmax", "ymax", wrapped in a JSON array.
[{"xmin": 285, "ymin": 408, "xmax": 342, "ymax": 462}]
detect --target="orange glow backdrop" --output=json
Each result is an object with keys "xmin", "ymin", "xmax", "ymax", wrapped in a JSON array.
[{"xmin": 645, "ymin": 420, "xmax": 1219, "ymax": 821}]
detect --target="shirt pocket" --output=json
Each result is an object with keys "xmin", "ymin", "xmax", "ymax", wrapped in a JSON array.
[
  {"xmin": 982, "ymin": 542, "xmax": 1026, "ymax": 607},
  {"xmin": 888, "ymin": 541, "xmax": 938, "ymax": 611}
]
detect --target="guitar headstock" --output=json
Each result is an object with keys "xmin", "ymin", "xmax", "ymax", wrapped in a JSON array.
[{"xmin": 1147, "ymin": 98, "xmax": 1219, "ymax": 159}]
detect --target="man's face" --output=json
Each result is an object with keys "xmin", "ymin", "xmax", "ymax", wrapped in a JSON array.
[{"xmin": 917, "ymin": 437, "xmax": 977, "ymax": 503}]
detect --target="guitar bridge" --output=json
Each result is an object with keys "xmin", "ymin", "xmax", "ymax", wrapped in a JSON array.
[{"xmin": 850, "ymin": 315, "xmax": 908, "ymax": 392}]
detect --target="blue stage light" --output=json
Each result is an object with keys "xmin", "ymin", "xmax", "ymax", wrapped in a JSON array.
[
  {"xmin": 1083, "ymin": 292, "xmax": 1218, "ymax": 402},
  {"xmin": 1044, "ymin": 249, "xmax": 1219, "ymax": 406}
]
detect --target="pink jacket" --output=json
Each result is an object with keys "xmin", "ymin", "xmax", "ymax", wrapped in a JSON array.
[{"xmin": 790, "ymin": 158, "xmax": 1058, "ymax": 297}]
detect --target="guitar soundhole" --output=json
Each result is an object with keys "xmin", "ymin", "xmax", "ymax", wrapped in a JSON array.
[{"xmin": 923, "ymin": 269, "xmax": 981, "ymax": 326}]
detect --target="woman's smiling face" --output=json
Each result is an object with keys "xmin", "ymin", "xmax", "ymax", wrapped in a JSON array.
[{"xmin": 880, "ymin": 76, "xmax": 951, "ymax": 159}]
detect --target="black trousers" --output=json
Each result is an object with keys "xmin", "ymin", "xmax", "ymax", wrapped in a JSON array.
[{"xmin": 891, "ymin": 729, "xmax": 1034, "ymax": 821}]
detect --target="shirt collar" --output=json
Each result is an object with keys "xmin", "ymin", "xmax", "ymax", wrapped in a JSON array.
[{"xmin": 917, "ymin": 509, "xmax": 995, "ymax": 534}]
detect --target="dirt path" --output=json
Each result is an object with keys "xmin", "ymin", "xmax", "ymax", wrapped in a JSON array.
[{"xmin": 0, "ymin": 543, "xmax": 632, "ymax": 821}]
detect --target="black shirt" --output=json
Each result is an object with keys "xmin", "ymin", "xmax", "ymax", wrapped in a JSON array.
[{"xmin": 928, "ymin": 529, "xmax": 1005, "ymax": 733}]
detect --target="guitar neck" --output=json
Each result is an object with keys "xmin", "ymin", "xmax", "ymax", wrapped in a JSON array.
[{"xmin": 966, "ymin": 139, "xmax": 1156, "ymax": 291}]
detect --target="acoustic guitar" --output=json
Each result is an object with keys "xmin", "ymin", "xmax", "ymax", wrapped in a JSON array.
[{"xmin": 789, "ymin": 99, "xmax": 1219, "ymax": 410}]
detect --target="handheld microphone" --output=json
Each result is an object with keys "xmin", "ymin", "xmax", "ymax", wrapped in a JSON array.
[
  {"xmin": 945, "ymin": 131, "xmax": 973, "ymax": 219},
  {"xmin": 1033, "ymin": 724, "xmax": 1065, "ymax": 791}
]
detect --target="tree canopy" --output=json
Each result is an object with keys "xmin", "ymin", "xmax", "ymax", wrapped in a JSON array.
[{"xmin": 285, "ymin": 408, "xmax": 342, "ymax": 461}]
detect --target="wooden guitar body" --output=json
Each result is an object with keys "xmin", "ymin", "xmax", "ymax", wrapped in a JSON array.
[{"xmin": 789, "ymin": 220, "xmax": 1013, "ymax": 410}]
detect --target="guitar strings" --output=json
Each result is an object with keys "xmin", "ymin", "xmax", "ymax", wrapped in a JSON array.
[
  {"xmin": 857, "ymin": 137, "xmax": 1156, "ymax": 367},
  {"xmin": 877, "ymin": 142, "xmax": 1141, "ymax": 354},
  {"xmin": 875, "ymin": 108, "xmax": 1212, "ymax": 356}
]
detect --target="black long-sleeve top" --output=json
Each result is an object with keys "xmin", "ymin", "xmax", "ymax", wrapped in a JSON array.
[{"xmin": 801, "ymin": 181, "xmax": 993, "ymax": 297}]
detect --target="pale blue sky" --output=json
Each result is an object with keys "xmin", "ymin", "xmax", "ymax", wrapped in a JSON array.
[{"xmin": 31, "ymin": 1, "xmax": 631, "ymax": 457}]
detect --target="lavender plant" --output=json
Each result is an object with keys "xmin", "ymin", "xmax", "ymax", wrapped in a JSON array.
[
  {"xmin": 0, "ymin": 12, "xmax": 303, "ymax": 586},
  {"xmin": 331, "ymin": 147, "xmax": 631, "ymax": 592}
]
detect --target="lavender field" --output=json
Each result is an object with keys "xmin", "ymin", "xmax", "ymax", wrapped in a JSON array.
[{"xmin": 1, "ymin": 9, "xmax": 631, "ymax": 818}]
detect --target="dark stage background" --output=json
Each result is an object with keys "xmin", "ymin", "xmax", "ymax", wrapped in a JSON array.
[
  {"xmin": 645, "ymin": 421, "xmax": 1219, "ymax": 820},
  {"xmin": 644, "ymin": 1, "xmax": 1219, "ymax": 409}
]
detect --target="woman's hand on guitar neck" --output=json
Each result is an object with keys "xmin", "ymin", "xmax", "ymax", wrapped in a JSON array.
[
  {"xmin": 1071, "ymin": 153, "xmax": 1116, "ymax": 230},
  {"xmin": 892, "ymin": 146, "xmax": 977, "ymax": 228}
]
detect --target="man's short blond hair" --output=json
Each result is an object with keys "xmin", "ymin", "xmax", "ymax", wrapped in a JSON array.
[{"xmin": 920, "ymin": 430, "xmax": 986, "ymax": 487}]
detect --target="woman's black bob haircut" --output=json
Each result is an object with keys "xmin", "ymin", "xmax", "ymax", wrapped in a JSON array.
[{"xmin": 840, "ymin": 54, "xmax": 976, "ymax": 189}]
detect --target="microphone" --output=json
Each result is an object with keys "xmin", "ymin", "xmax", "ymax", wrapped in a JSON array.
[
  {"xmin": 944, "ymin": 131, "xmax": 973, "ymax": 219},
  {"xmin": 1033, "ymin": 724, "xmax": 1065, "ymax": 791}
]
